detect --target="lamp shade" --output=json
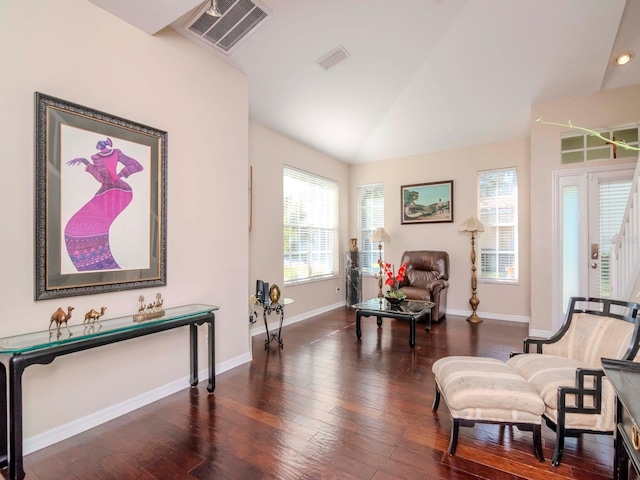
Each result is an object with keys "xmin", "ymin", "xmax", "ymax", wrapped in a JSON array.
[
  {"xmin": 370, "ymin": 227, "xmax": 391, "ymax": 243},
  {"xmin": 459, "ymin": 216, "xmax": 485, "ymax": 233}
]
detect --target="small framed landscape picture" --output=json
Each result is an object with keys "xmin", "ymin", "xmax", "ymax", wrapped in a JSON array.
[{"xmin": 401, "ymin": 180, "xmax": 453, "ymax": 224}]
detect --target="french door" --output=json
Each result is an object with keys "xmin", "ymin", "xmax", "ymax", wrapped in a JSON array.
[{"xmin": 554, "ymin": 166, "xmax": 633, "ymax": 329}]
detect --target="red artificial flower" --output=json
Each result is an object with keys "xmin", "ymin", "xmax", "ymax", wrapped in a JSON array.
[{"xmin": 380, "ymin": 261, "xmax": 409, "ymax": 287}]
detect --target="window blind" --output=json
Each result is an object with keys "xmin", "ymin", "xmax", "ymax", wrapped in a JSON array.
[
  {"xmin": 477, "ymin": 167, "xmax": 518, "ymax": 282},
  {"xmin": 283, "ymin": 166, "xmax": 339, "ymax": 283},
  {"xmin": 598, "ymin": 179, "xmax": 632, "ymax": 297},
  {"xmin": 357, "ymin": 183, "xmax": 384, "ymax": 275},
  {"xmin": 562, "ymin": 184, "xmax": 581, "ymax": 308}
]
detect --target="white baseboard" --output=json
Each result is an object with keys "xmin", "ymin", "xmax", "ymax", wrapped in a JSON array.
[
  {"xmin": 528, "ymin": 328, "xmax": 554, "ymax": 338},
  {"xmin": 250, "ymin": 301, "xmax": 346, "ymax": 337},
  {"xmin": 24, "ymin": 351, "xmax": 252, "ymax": 455},
  {"xmin": 445, "ymin": 308, "xmax": 530, "ymax": 324}
]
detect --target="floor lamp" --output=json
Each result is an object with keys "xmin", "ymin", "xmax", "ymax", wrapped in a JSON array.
[
  {"xmin": 459, "ymin": 216, "xmax": 485, "ymax": 323},
  {"xmin": 370, "ymin": 227, "xmax": 390, "ymax": 298}
]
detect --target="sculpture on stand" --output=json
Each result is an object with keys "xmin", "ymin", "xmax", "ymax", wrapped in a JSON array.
[{"xmin": 134, "ymin": 293, "xmax": 165, "ymax": 322}]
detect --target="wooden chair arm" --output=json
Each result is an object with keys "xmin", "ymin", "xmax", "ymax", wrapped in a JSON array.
[
  {"xmin": 523, "ymin": 337, "xmax": 548, "ymax": 353},
  {"xmin": 558, "ymin": 368, "xmax": 605, "ymax": 415}
]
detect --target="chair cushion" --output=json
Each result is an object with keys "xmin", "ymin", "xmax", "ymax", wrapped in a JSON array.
[
  {"xmin": 406, "ymin": 269, "xmax": 440, "ymax": 288},
  {"xmin": 541, "ymin": 313, "xmax": 634, "ymax": 368},
  {"xmin": 507, "ymin": 354, "xmax": 616, "ymax": 431},
  {"xmin": 400, "ymin": 286, "xmax": 432, "ymax": 301},
  {"xmin": 433, "ymin": 356, "xmax": 544, "ymax": 424}
]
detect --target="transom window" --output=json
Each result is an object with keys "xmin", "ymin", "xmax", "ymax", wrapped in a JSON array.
[
  {"xmin": 561, "ymin": 126, "xmax": 639, "ymax": 164},
  {"xmin": 283, "ymin": 166, "xmax": 338, "ymax": 284}
]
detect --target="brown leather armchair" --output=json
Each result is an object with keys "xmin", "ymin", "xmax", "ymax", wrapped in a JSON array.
[{"xmin": 398, "ymin": 250, "xmax": 449, "ymax": 321}]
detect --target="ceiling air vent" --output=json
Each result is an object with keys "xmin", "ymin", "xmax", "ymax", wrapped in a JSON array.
[
  {"xmin": 187, "ymin": 0, "xmax": 269, "ymax": 54},
  {"xmin": 317, "ymin": 46, "xmax": 350, "ymax": 70}
]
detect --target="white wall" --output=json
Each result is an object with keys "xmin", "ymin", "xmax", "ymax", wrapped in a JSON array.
[
  {"xmin": 349, "ymin": 138, "xmax": 532, "ymax": 322},
  {"xmin": 249, "ymin": 122, "xmax": 350, "ymax": 326},
  {"xmin": 0, "ymin": 1, "xmax": 249, "ymax": 442},
  {"xmin": 530, "ymin": 84, "xmax": 640, "ymax": 332}
]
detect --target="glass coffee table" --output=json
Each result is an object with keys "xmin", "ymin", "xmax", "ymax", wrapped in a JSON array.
[{"xmin": 353, "ymin": 298, "xmax": 435, "ymax": 348}]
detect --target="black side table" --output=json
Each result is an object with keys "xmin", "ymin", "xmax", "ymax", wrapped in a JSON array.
[{"xmin": 253, "ymin": 298, "xmax": 294, "ymax": 349}]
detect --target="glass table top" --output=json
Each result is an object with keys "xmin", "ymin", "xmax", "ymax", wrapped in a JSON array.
[
  {"xmin": 0, "ymin": 304, "xmax": 219, "ymax": 354},
  {"xmin": 252, "ymin": 298, "xmax": 294, "ymax": 307},
  {"xmin": 352, "ymin": 298, "xmax": 435, "ymax": 315}
]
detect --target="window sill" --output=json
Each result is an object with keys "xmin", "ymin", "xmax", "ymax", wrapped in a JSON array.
[
  {"xmin": 478, "ymin": 278, "xmax": 519, "ymax": 286},
  {"xmin": 284, "ymin": 274, "xmax": 338, "ymax": 287}
]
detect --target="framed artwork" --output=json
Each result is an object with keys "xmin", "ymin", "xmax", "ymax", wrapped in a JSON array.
[
  {"xmin": 401, "ymin": 180, "xmax": 453, "ymax": 224},
  {"xmin": 35, "ymin": 92, "xmax": 167, "ymax": 300}
]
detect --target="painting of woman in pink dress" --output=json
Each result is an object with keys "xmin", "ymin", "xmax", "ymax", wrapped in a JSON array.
[{"xmin": 64, "ymin": 137, "xmax": 143, "ymax": 271}]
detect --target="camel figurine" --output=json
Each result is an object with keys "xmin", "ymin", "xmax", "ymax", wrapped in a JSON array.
[
  {"xmin": 83, "ymin": 307, "xmax": 107, "ymax": 325},
  {"xmin": 49, "ymin": 306, "xmax": 74, "ymax": 334}
]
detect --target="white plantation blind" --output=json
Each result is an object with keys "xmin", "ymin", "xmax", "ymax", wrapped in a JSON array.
[
  {"xmin": 358, "ymin": 183, "xmax": 384, "ymax": 275},
  {"xmin": 562, "ymin": 184, "xmax": 581, "ymax": 308},
  {"xmin": 477, "ymin": 167, "xmax": 518, "ymax": 282},
  {"xmin": 598, "ymin": 179, "xmax": 632, "ymax": 297},
  {"xmin": 283, "ymin": 166, "xmax": 339, "ymax": 283}
]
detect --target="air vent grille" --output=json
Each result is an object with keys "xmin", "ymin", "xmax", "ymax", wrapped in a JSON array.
[
  {"xmin": 317, "ymin": 46, "xmax": 350, "ymax": 70},
  {"xmin": 187, "ymin": 0, "xmax": 269, "ymax": 54}
]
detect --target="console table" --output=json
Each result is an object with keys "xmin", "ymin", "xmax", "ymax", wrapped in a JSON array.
[
  {"xmin": 0, "ymin": 303, "xmax": 218, "ymax": 480},
  {"xmin": 603, "ymin": 358, "xmax": 640, "ymax": 480},
  {"xmin": 252, "ymin": 298, "xmax": 293, "ymax": 349}
]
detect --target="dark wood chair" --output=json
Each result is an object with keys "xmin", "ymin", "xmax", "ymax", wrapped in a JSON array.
[{"xmin": 508, "ymin": 297, "xmax": 640, "ymax": 466}]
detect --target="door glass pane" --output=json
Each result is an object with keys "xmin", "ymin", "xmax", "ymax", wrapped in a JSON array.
[
  {"xmin": 562, "ymin": 185, "xmax": 580, "ymax": 308},
  {"xmin": 598, "ymin": 180, "xmax": 632, "ymax": 297}
]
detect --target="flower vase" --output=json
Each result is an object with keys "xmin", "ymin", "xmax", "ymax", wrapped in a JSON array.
[{"xmin": 384, "ymin": 286, "xmax": 406, "ymax": 305}]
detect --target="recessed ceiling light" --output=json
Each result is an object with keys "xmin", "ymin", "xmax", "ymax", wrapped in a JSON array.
[{"xmin": 615, "ymin": 52, "xmax": 634, "ymax": 66}]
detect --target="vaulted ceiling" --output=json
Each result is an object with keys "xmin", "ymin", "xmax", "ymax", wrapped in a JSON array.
[{"xmin": 90, "ymin": 0, "xmax": 640, "ymax": 163}]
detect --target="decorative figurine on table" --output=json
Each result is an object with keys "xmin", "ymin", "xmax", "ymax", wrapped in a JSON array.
[
  {"xmin": 269, "ymin": 284, "xmax": 281, "ymax": 304},
  {"xmin": 83, "ymin": 306, "xmax": 107, "ymax": 325},
  {"xmin": 133, "ymin": 293, "xmax": 165, "ymax": 322},
  {"xmin": 49, "ymin": 306, "xmax": 74, "ymax": 335}
]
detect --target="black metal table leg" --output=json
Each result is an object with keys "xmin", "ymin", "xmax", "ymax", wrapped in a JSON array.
[
  {"xmin": 356, "ymin": 311, "xmax": 362, "ymax": 339},
  {"xmin": 207, "ymin": 316, "xmax": 215, "ymax": 392},
  {"xmin": 262, "ymin": 309, "xmax": 270, "ymax": 349},
  {"xmin": 376, "ymin": 316, "xmax": 382, "ymax": 327},
  {"xmin": 409, "ymin": 316, "xmax": 416, "ymax": 348},
  {"xmin": 276, "ymin": 308, "xmax": 284, "ymax": 348},
  {"xmin": 189, "ymin": 323, "xmax": 198, "ymax": 387},
  {"xmin": 9, "ymin": 357, "xmax": 25, "ymax": 480},
  {"xmin": 0, "ymin": 361, "xmax": 7, "ymax": 469}
]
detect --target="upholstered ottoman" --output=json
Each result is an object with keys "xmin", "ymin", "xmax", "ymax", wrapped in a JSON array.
[{"xmin": 432, "ymin": 356, "xmax": 545, "ymax": 461}]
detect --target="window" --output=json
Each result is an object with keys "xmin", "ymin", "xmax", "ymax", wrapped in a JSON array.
[
  {"xmin": 598, "ymin": 179, "xmax": 632, "ymax": 297},
  {"xmin": 561, "ymin": 126, "xmax": 639, "ymax": 164},
  {"xmin": 283, "ymin": 166, "xmax": 338, "ymax": 284},
  {"xmin": 477, "ymin": 167, "xmax": 518, "ymax": 282},
  {"xmin": 357, "ymin": 183, "xmax": 384, "ymax": 275}
]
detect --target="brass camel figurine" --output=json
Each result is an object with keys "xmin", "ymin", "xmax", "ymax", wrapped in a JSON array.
[{"xmin": 49, "ymin": 306, "xmax": 74, "ymax": 334}]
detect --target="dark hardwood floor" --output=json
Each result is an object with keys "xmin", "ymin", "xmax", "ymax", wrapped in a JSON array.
[{"xmin": 14, "ymin": 308, "xmax": 631, "ymax": 479}]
